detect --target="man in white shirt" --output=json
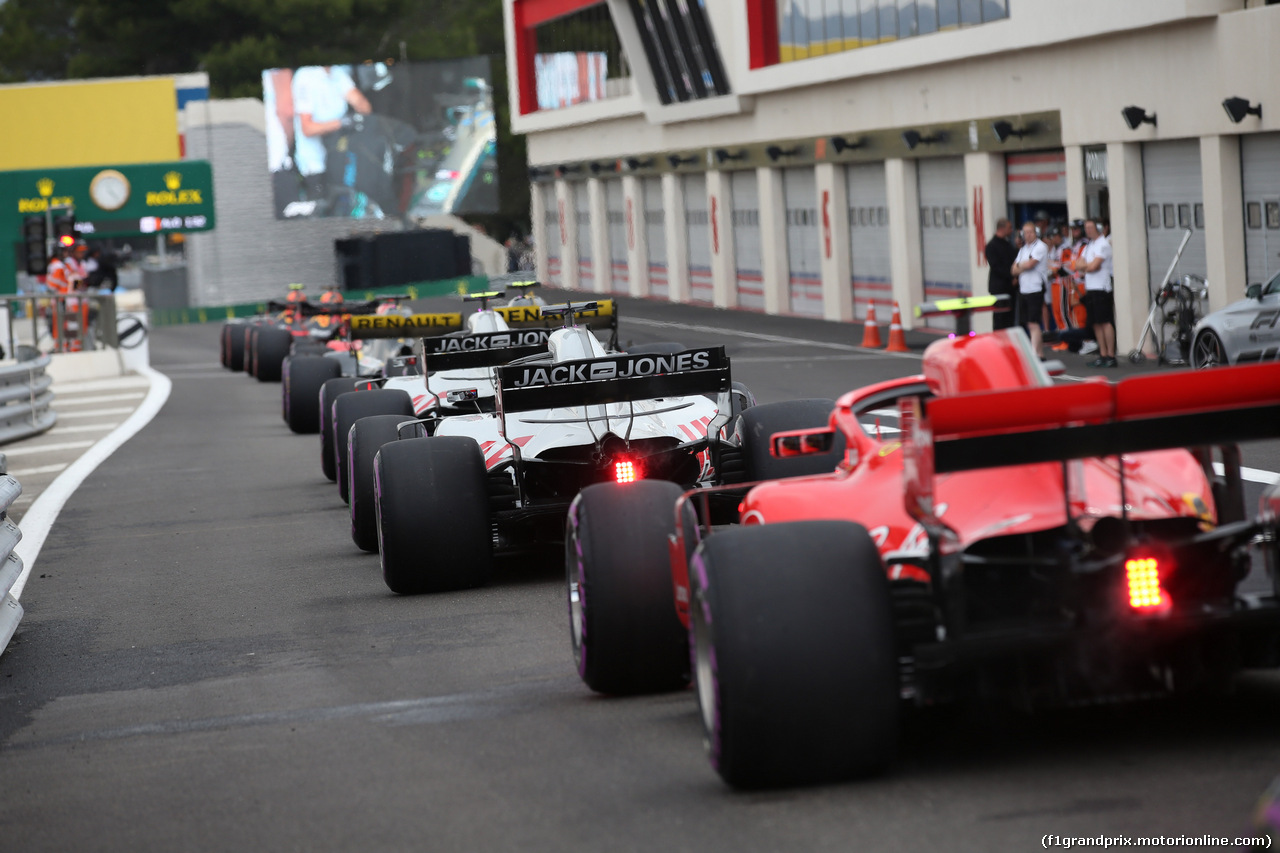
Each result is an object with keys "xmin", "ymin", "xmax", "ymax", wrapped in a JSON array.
[
  {"xmin": 291, "ymin": 65, "xmax": 372, "ymax": 208},
  {"xmin": 1011, "ymin": 221, "xmax": 1049, "ymax": 357},
  {"xmin": 1074, "ymin": 219, "xmax": 1116, "ymax": 368}
]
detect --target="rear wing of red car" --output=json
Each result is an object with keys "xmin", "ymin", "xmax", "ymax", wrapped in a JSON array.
[
  {"xmin": 901, "ymin": 362, "xmax": 1280, "ymax": 525},
  {"xmin": 495, "ymin": 345, "xmax": 731, "ymax": 416}
]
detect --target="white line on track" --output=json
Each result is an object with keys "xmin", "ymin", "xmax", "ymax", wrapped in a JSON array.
[
  {"xmin": 54, "ymin": 407, "xmax": 137, "ymax": 419},
  {"xmin": 1214, "ymin": 462, "xmax": 1280, "ymax": 486},
  {"xmin": 12, "ymin": 365, "xmax": 171, "ymax": 599},
  {"xmin": 624, "ymin": 316, "xmax": 922, "ymax": 359},
  {"xmin": 53, "ymin": 377, "xmax": 150, "ymax": 395},
  {"xmin": 3, "ymin": 441, "xmax": 95, "ymax": 456},
  {"xmin": 50, "ymin": 423, "xmax": 121, "ymax": 434},
  {"xmin": 7, "ymin": 463, "xmax": 69, "ymax": 477},
  {"xmin": 55, "ymin": 393, "xmax": 145, "ymax": 407}
]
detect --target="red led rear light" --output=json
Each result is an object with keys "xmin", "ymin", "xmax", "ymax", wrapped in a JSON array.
[
  {"xmin": 1125, "ymin": 557, "xmax": 1166, "ymax": 611},
  {"xmin": 614, "ymin": 460, "xmax": 637, "ymax": 484}
]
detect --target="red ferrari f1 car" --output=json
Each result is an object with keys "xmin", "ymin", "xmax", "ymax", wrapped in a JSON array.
[{"xmin": 661, "ymin": 330, "xmax": 1280, "ymax": 789}]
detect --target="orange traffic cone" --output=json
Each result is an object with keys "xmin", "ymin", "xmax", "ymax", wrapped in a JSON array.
[
  {"xmin": 860, "ymin": 303, "xmax": 883, "ymax": 348},
  {"xmin": 885, "ymin": 302, "xmax": 909, "ymax": 352}
]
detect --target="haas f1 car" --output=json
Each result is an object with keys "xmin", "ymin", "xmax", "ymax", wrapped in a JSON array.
[
  {"xmin": 370, "ymin": 302, "xmax": 839, "ymax": 601},
  {"xmin": 660, "ymin": 330, "xmax": 1280, "ymax": 789}
]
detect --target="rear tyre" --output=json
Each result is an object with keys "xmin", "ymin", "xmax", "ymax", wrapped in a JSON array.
[
  {"xmin": 735, "ymin": 399, "xmax": 843, "ymax": 481},
  {"xmin": 335, "ymin": 389, "xmax": 414, "ymax": 504},
  {"xmin": 691, "ymin": 521, "xmax": 898, "ymax": 789},
  {"xmin": 349, "ymin": 414, "xmax": 411, "ymax": 552},
  {"xmin": 319, "ymin": 378, "xmax": 358, "ymax": 482},
  {"xmin": 375, "ymin": 436, "xmax": 492, "ymax": 594},
  {"xmin": 284, "ymin": 356, "xmax": 341, "ymax": 434},
  {"xmin": 244, "ymin": 325, "xmax": 259, "ymax": 377},
  {"xmin": 565, "ymin": 481, "xmax": 691, "ymax": 695},
  {"xmin": 254, "ymin": 327, "xmax": 293, "ymax": 382}
]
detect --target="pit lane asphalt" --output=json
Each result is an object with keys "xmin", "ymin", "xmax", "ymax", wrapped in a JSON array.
[{"xmin": 2, "ymin": 295, "xmax": 1279, "ymax": 852}]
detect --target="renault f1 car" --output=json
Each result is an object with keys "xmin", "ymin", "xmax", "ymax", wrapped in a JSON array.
[
  {"xmin": 370, "ymin": 302, "xmax": 772, "ymax": 598},
  {"xmin": 665, "ymin": 329, "xmax": 1280, "ymax": 789},
  {"xmin": 1191, "ymin": 268, "xmax": 1280, "ymax": 367}
]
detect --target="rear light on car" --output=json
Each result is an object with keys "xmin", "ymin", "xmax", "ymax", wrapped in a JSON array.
[
  {"xmin": 1125, "ymin": 557, "xmax": 1169, "ymax": 612},
  {"xmin": 614, "ymin": 459, "xmax": 639, "ymax": 484}
]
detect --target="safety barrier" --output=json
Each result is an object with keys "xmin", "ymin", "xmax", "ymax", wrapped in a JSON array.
[
  {"xmin": 0, "ymin": 470, "xmax": 26, "ymax": 655},
  {"xmin": 1, "ymin": 293, "xmax": 119, "ymax": 355},
  {"xmin": 0, "ymin": 354, "xmax": 55, "ymax": 445}
]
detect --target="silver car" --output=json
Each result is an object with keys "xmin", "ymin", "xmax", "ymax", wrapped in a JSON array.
[{"xmin": 1191, "ymin": 270, "xmax": 1280, "ymax": 368}]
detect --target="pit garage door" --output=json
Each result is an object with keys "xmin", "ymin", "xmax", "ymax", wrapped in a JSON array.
[
  {"xmin": 783, "ymin": 167, "xmax": 823, "ymax": 316},
  {"xmin": 1143, "ymin": 139, "xmax": 1206, "ymax": 298},
  {"xmin": 574, "ymin": 181, "xmax": 592, "ymax": 289},
  {"xmin": 605, "ymin": 179, "xmax": 628, "ymax": 293},
  {"xmin": 542, "ymin": 185, "xmax": 563, "ymax": 287},
  {"xmin": 731, "ymin": 170, "xmax": 764, "ymax": 310},
  {"xmin": 643, "ymin": 177, "xmax": 668, "ymax": 299},
  {"xmin": 1243, "ymin": 133, "xmax": 1280, "ymax": 289},
  {"xmin": 684, "ymin": 173, "xmax": 713, "ymax": 304},
  {"xmin": 918, "ymin": 157, "xmax": 970, "ymax": 332},
  {"xmin": 846, "ymin": 162, "xmax": 891, "ymax": 322}
]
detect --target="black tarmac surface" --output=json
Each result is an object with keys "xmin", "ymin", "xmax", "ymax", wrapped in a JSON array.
[{"xmin": 2, "ymin": 294, "xmax": 1279, "ymax": 851}]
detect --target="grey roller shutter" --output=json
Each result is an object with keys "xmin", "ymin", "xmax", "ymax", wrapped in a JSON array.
[
  {"xmin": 1142, "ymin": 139, "xmax": 1206, "ymax": 298},
  {"xmin": 1005, "ymin": 150, "xmax": 1066, "ymax": 204},
  {"xmin": 543, "ymin": 186, "xmax": 563, "ymax": 286},
  {"xmin": 643, "ymin": 177, "xmax": 668, "ymax": 299},
  {"xmin": 1242, "ymin": 133, "xmax": 1280, "ymax": 288},
  {"xmin": 731, "ymin": 170, "xmax": 764, "ymax": 310},
  {"xmin": 684, "ymin": 173, "xmax": 712, "ymax": 304},
  {"xmin": 846, "ymin": 162, "xmax": 891, "ymax": 322},
  {"xmin": 918, "ymin": 157, "xmax": 970, "ymax": 332},
  {"xmin": 575, "ymin": 181, "xmax": 593, "ymax": 289},
  {"xmin": 783, "ymin": 166, "xmax": 823, "ymax": 316},
  {"xmin": 605, "ymin": 180, "xmax": 628, "ymax": 293}
]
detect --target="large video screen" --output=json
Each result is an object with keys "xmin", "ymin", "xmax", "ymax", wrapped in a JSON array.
[{"xmin": 263, "ymin": 57, "xmax": 498, "ymax": 220}]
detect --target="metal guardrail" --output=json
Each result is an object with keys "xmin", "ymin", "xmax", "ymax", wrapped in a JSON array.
[
  {"xmin": 0, "ymin": 354, "xmax": 56, "ymax": 445},
  {"xmin": 0, "ymin": 469, "xmax": 26, "ymax": 655},
  {"xmin": 2, "ymin": 293, "xmax": 119, "ymax": 354}
]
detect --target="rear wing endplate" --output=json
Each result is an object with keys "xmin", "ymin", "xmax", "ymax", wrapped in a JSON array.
[{"xmin": 496, "ymin": 345, "xmax": 730, "ymax": 415}]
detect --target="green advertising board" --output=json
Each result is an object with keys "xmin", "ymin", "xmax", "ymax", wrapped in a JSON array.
[{"xmin": 1, "ymin": 160, "xmax": 216, "ymax": 294}]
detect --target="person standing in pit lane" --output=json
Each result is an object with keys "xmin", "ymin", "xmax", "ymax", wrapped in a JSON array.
[
  {"xmin": 1075, "ymin": 218, "xmax": 1117, "ymax": 368},
  {"xmin": 1012, "ymin": 222, "xmax": 1049, "ymax": 359},
  {"xmin": 984, "ymin": 218, "xmax": 1018, "ymax": 330}
]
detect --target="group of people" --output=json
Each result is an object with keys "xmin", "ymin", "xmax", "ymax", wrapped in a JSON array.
[
  {"xmin": 985, "ymin": 216, "xmax": 1116, "ymax": 368},
  {"xmin": 44, "ymin": 240, "xmax": 118, "ymax": 295}
]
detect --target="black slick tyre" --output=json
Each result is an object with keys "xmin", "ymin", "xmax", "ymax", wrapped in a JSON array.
[
  {"xmin": 334, "ymin": 389, "xmax": 414, "ymax": 504},
  {"xmin": 221, "ymin": 323, "xmax": 247, "ymax": 370},
  {"xmin": 735, "ymin": 398, "xmax": 843, "ymax": 481},
  {"xmin": 690, "ymin": 521, "xmax": 898, "ymax": 789},
  {"xmin": 565, "ymin": 480, "xmax": 691, "ymax": 695},
  {"xmin": 375, "ymin": 436, "xmax": 492, "ymax": 594},
  {"xmin": 283, "ymin": 356, "xmax": 341, "ymax": 434},
  {"xmin": 254, "ymin": 327, "xmax": 293, "ymax": 382},
  {"xmin": 319, "ymin": 378, "xmax": 358, "ymax": 482},
  {"xmin": 349, "ymin": 414, "xmax": 410, "ymax": 552},
  {"xmin": 244, "ymin": 325, "xmax": 259, "ymax": 377}
]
